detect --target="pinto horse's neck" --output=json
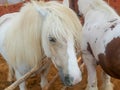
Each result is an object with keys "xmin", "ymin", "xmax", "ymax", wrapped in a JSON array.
[{"xmin": 78, "ymin": 0, "xmax": 118, "ymax": 18}]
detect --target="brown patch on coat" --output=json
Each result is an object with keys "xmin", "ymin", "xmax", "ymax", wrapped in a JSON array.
[
  {"xmin": 109, "ymin": 24, "xmax": 116, "ymax": 30},
  {"xmin": 108, "ymin": 18, "xmax": 119, "ymax": 30},
  {"xmin": 87, "ymin": 42, "xmax": 94, "ymax": 57},
  {"xmin": 98, "ymin": 37, "xmax": 120, "ymax": 79}
]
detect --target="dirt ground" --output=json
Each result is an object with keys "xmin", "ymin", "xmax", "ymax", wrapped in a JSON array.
[{"xmin": 0, "ymin": 55, "xmax": 120, "ymax": 90}]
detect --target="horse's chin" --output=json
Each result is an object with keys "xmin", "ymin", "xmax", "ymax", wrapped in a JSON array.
[{"xmin": 64, "ymin": 81, "xmax": 80, "ymax": 87}]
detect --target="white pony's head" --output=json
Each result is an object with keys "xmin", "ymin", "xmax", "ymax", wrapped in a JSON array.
[{"xmin": 33, "ymin": 1, "xmax": 82, "ymax": 86}]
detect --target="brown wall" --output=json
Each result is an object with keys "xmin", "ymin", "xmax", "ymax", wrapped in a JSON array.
[
  {"xmin": 0, "ymin": 0, "xmax": 29, "ymax": 16},
  {"xmin": 105, "ymin": 0, "xmax": 120, "ymax": 15}
]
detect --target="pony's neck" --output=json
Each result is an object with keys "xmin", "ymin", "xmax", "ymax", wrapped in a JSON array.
[{"xmin": 78, "ymin": 0, "xmax": 118, "ymax": 17}]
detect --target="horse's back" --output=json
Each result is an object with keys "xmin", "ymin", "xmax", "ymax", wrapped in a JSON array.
[
  {"xmin": 0, "ymin": 13, "xmax": 17, "ymax": 26},
  {"xmin": 0, "ymin": 13, "xmax": 18, "ymax": 59},
  {"xmin": 0, "ymin": 13, "xmax": 17, "ymax": 42}
]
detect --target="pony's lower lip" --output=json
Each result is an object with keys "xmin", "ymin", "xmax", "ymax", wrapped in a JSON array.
[
  {"xmin": 64, "ymin": 81, "xmax": 72, "ymax": 86},
  {"xmin": 64, "ymin": 85, "xmax": 73, "ymax": 87}
]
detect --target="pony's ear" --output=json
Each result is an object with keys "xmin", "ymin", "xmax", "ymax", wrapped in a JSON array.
[
  {"xmin": 63, "ymin": 0, "xmax": 69, "ymax": 7},
  {"xmin": 32, "ymin": 1, "xmax": 47, "ymax": 17}
]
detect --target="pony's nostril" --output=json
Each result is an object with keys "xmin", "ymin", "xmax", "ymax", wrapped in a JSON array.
[
  {"xmin": 64, "ymin": 75, "xmax": 73, "ymax": 86},
  {"xmin": 58, "ymin": 67, "xmax": 73, "ymax": 86}
]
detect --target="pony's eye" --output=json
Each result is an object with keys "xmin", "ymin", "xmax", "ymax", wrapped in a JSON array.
[{"xmin": 49, "ymin": 37, "xmax": 56, "ymax": 42}]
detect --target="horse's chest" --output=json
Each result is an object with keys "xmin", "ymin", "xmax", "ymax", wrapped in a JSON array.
[
  {"xmin": 96, "ymin": 23, "xmax": 120, "ymax": 79},
  {"xmin": 85, "ymin": 27, "xmax": 120, "ymax": 79},
  {"xmin": 98, "ymin": 37, "xmax": 120, "ymax": 79},
  {"xmin": 83, "ymin": 17, "xmax": 120, "ymax": 79},
  {"xmin": 83, "ymin": 22, "xmax": 120, "ymax": 57}
]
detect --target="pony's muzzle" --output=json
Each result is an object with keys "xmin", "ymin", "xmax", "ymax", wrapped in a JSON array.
[
  {"xmin": 71, "ymin": 74, "xmax": 82, "ymax": 85},
  {"xmin": 64, "ymin": 75, "xmax": 73, "ymax": 86},
  {"xmin": 59, "ymin": 72, "xmax": 82, "ymax": 86},
  {"xmin": 59, "ymin": 74, "xmax": 73, "ymax": 86}
]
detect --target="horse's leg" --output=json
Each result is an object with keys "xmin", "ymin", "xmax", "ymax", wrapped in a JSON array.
[
  {"xmin": 40, "ymin": 62, "xmax": 51, "ymax": 89},
  {"xmin": 15, "ymin": 70, "xmax": 27, "ymax": 90},
  {"xmin": 82, "ymin": 52, "xmax": 98, "ymax": 90},
  {"xmin": 7, "ymin": 65, "xmax": 15, "ymax": 83},
  {"xmin": 100, "ymin": 71, "xmax": 113, "ymax": 90}
]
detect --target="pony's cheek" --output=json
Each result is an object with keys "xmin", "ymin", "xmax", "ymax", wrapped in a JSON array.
[{"xmin": 49, "ymin": 46, "xmax": 57, "ymax": 56}]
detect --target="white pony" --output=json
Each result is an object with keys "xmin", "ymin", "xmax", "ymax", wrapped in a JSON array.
[
  {"xmin": 77, "ymin": 0, "xmax": 120, "ymax": 90},
  {"xmin": 0, "ymin": 1, "xmax": 82, "ymax": 90}
]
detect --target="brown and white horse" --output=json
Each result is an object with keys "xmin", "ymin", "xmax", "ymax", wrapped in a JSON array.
[{"xmin": 77, "ymin": 0, "xmax": 120, "ymax": 90}]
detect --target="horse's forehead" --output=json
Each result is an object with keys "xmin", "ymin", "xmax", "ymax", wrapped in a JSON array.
[{"xmin": 98, "ymin": 37, "xmax": 120, "ymax": 79}]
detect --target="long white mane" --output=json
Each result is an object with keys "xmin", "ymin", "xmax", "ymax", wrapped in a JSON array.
[
  {"xmin": 40, "ymin": 1, "xmax": 82, "ymax": 41},
  {"xmin": 3, "ymin": 1, "xmax": 82, "ymax": 68}
]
